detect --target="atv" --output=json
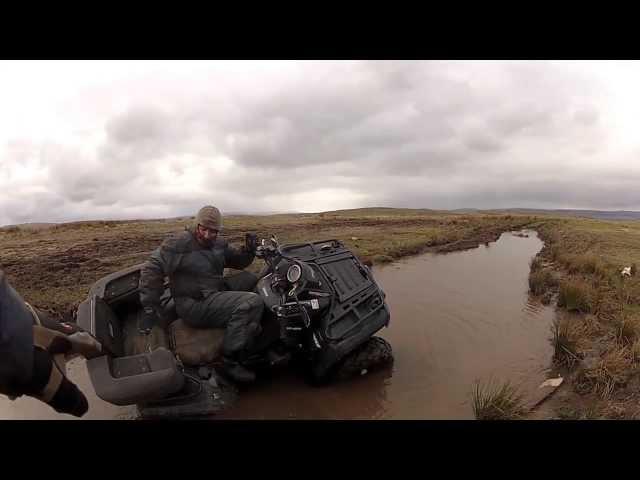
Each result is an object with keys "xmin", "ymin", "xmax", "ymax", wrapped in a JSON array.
[{"xmin": 76, "ymin": 236, "xmax": 393, "ymax": 418}]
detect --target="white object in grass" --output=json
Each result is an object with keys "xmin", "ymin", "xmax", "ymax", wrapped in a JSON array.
[{"xmin": 539, "ymin": 377, "xmax": 563, "ymax": 388}]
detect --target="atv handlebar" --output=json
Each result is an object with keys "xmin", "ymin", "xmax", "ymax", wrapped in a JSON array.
[{"xmin": 255, "ymin": 235, "xmax": 281, "ymax": 259}]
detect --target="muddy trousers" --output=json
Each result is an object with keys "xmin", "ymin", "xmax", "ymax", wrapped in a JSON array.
[{"xmin": 182, "ymin": 291, "xmax": 264, "ymax": 359}]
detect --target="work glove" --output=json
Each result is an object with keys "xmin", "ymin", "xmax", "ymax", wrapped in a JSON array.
[
  {"xmin": 0, "ymin": 270, "xmax": 90, "ymax": 417},
  {"xmin": 29, "ymin": 345, "xmax": 89, "ymax": 417},
  {"xmin": 138, "ymin": 306, "xmax": 158, "ymax": 335},
  {"xmin": 10, "ymin": 328, "xmax": 90, "ymax": 417},
  {"xmin": 245, "ymin": 232, "xmax": 258, "ymax": 254}
]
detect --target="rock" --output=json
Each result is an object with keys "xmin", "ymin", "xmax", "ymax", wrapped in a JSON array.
[
  {"xmin": 528, "ymin": 376, "xmax": 564, "ymax": 410},
  {"xmin": 540, "ymin": 377, "xmax": 563, "ymax": 388}
]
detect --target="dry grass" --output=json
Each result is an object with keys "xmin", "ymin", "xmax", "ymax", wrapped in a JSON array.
[
  {"xmin": 529, "ymin": 269, "xmax": 557, "ymax": 296},
  {"xmin": 582, "ymin": 314, "xmax": 606, "ymax": 338},
  {"xmin": 575, "ymin": 345, "xmax": 633, "ymax": 399},
  {"xmin": 529, "ymin": 255, "xmax": 543, "ymax": 272},
  {"xmin": 557, "ymin": 278, "xmax": 596, "ymax": 313},
  {"xmin": 0, "ymin": 208, "xmax": 537, "ymax": 317},
  {"xmin": 632, "ymin": 339, "xmax": 640, "ymax": 363},
  {"xmin": 550, "ymin": 316, "xmax": 585, "ymax": 369},
  {"xmin": 532, "ymin": 219, "xmax": 640, "ymax": 412},
  {"xmin": 560, "ymin": 254, "xmax": 609, "ymax": 278},
  {"xmin": 615, "ymin": 312, "xmax": 640, "ymax": 346},
  {"xmin": 556, "ymin": 401, "xmax": 627, "ymax": 420},
  {"xmin": 471, "ymin": 378, "xmax": 527, "ymax": 420}
]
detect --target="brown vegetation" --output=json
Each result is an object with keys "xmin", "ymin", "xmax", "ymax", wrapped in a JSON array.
[
  {"xmin": 528, "ymin": 218, "xmax": 640, "ymax": 418},
  {"xmin": 0, "ymin": 208, "xmax": 535, "ymax": 321},
  {"xmin": 472, "ymin": 378, "xmax": 527, "ymax": 420}
]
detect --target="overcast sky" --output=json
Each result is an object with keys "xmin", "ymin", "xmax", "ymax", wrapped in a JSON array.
[{"xmin": 2, "ymin": 60, "xmax": 640, "ymax": 226}]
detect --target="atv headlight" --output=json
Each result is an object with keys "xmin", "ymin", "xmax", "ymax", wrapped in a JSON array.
[{"xmin": 286, "ymin": 264, "xmax": 302, "ymax": 283}]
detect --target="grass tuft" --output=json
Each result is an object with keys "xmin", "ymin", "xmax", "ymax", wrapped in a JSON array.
[
  {"xmin": 576, "ymin": 346, "xmax": 633, "ymax": 399},
  {"xmin": 529, "ymin": 269, "xmax": 557, "ymax": 296},
  {"xmin": 562, "ymin": 254, "xmax": 608, "ymax": 278},
  {"xmin": 616, "ymin": 313, "xmax": 640, "ymax": 345},
  {"xmin": 471, "ymin": 378, "xmax": 526, "ymax": 420},
  {"xmin": 550, "ymin": 316, "xmax": 585, "ymax": 369},
  {"xmin": 557, "ymin": 278, "xmax": 596, "ymax": 313},
  {"xmin": 529, "ymin": 255, "xmax": 543, "ymax": 272}
]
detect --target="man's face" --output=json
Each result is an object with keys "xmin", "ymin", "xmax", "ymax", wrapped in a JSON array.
[{"xmin": 195, "ymin": 224, "xmax": 219, "ymax": 247}]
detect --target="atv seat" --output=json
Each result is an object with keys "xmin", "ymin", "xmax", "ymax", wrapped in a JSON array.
[
  {"xmin": 169, "ymin": 319, "xmax": 225, "ymax": 367},
  {"xmin": 87, "ymin": 347, "xmax": 185, "ymax": 406}
]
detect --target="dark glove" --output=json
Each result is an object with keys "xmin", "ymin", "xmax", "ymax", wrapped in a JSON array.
[
  {"xmin": 245, "ymin": 233, "xmax": 258, "ymax": 254},
  {"xmin": 33, "ymin": 346, "xmax": 88, "ymax": 417},
  {"xmin": 138, "ymin": 307, "xmax": 157, "ymax": 335},
  {"xmin": 10, "ymin": 346, "xmax": 89, "ymax": 417}
]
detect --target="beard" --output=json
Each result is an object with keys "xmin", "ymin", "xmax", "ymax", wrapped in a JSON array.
[{"xmin": 195, "ymin": 232, "xmax": 216, "ymax": 248}]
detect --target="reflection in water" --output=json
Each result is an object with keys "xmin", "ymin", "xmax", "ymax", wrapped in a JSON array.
[
  {"xmin": 373, "ymin": 230, "xmax": 555, "ymax": 419},
  {"xmin": 217, "ymin": 366, "xmax": 394, "ymax": 420},
  {"xmin": 0, "ymin": 230, "xmax": 554, "ymax": 420}
]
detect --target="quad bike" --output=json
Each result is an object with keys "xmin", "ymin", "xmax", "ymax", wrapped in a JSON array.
[{"xmin": 76, "ymin": 236, "xmax": 393, "ymax": 418}]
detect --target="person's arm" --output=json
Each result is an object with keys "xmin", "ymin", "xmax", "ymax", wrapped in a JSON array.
[
  {"xmin": 0, "ymin": 271, "xmax": 35, "ymax": 396},
  {"xmin": 0, "ymin": 271, "xmax": 90, "ymax": 417},
  {"xmin": 223, "ymin": 233, "xmax": 257, "ymax": 270},
  {"xmin": 139, "ymin": 238, "xmax": 183, "ymax": 332}
]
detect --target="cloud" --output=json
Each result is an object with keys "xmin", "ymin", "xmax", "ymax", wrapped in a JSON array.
[{"xmin": 0, "ymin": 60, "xmax": 638, "ymax": 226}]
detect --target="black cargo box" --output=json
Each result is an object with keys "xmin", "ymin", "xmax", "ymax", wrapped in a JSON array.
[{"xmin": 280, "ymin": 239, "xmax": 390, "ymax": 377}]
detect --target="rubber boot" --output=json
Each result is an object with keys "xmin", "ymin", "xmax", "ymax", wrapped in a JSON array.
[{"xmin": 221, "ymin": 357, "xmax": 256, "ymax": 384}]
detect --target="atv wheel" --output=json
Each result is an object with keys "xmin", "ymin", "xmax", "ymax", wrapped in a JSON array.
[{"xmin": 326, "ymin": 336, "xmax": 393, "ymax": 383}]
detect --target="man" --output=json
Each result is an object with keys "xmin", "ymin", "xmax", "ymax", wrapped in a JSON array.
[
  {"xmin": 0, "ymin": 269, "xmax": 95, "ymax": 417},
  {"xmin": 138, "ymin": 205, "xmax": 262, "ymax": 383}
]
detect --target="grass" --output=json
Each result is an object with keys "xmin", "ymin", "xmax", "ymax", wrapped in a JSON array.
[
  {"xmin": 557, "ymin": 278, "xmax": 597, "ymax": 313},
  {"xmin": 529, "ymin": 255, "xmax": 543, "ymax": 272},
  {"xmin": 550, "ymin": 316, "xmax": 584, "ymax": 369},
  {"xmin": 615, "ymin": 312, "xmax": 640, "ymax": 345},
  {"xmin": 527, "ymin": 218, "xmax": 640, "ymax": 414},
  {"xmin": 556, "ymin": 401, "xmax": 627, "ymax": 420},
  {"xmin": 559, "ymin": 253, "xmax": 609, "ymax": 278},
  {"xmin": 632, "ymin": 339, "xmax": 640, "ymax": 362},
  {"xmin": 529, "ymin": 268, "xmax": 557, "ymax": 296},
  {"xmin": 0, "ymin": 208, "xmax": 536, "ymax": 317},
  {"xmin": 471, "ymin": 378, "xmax": 527, "ymax": 420},
  {"xmin": 575, "ymin": 345, "xmax": 633, "ymax": 399}
]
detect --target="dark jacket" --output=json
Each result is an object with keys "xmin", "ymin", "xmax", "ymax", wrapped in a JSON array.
[
  {"xmin": 139, "ymin": 228, "xmax": 255, "ymax": 318},
  {"xmin": 0, "ymin": 270, "xmax": 34, "ymax": 396}
]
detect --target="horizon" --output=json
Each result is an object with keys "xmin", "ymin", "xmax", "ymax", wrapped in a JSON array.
[{"xmin": 4, "ymin": 205, "xmax": 640, "ymax": 229}]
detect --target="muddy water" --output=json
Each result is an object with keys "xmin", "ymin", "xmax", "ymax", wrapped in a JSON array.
[
  {"xmin": 0, "ymin": 230, "xmax": 554, "ymax": 420},
  {"xmin": 217, "ymin": 230, "xmax": 556, "ymax": 419}
]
